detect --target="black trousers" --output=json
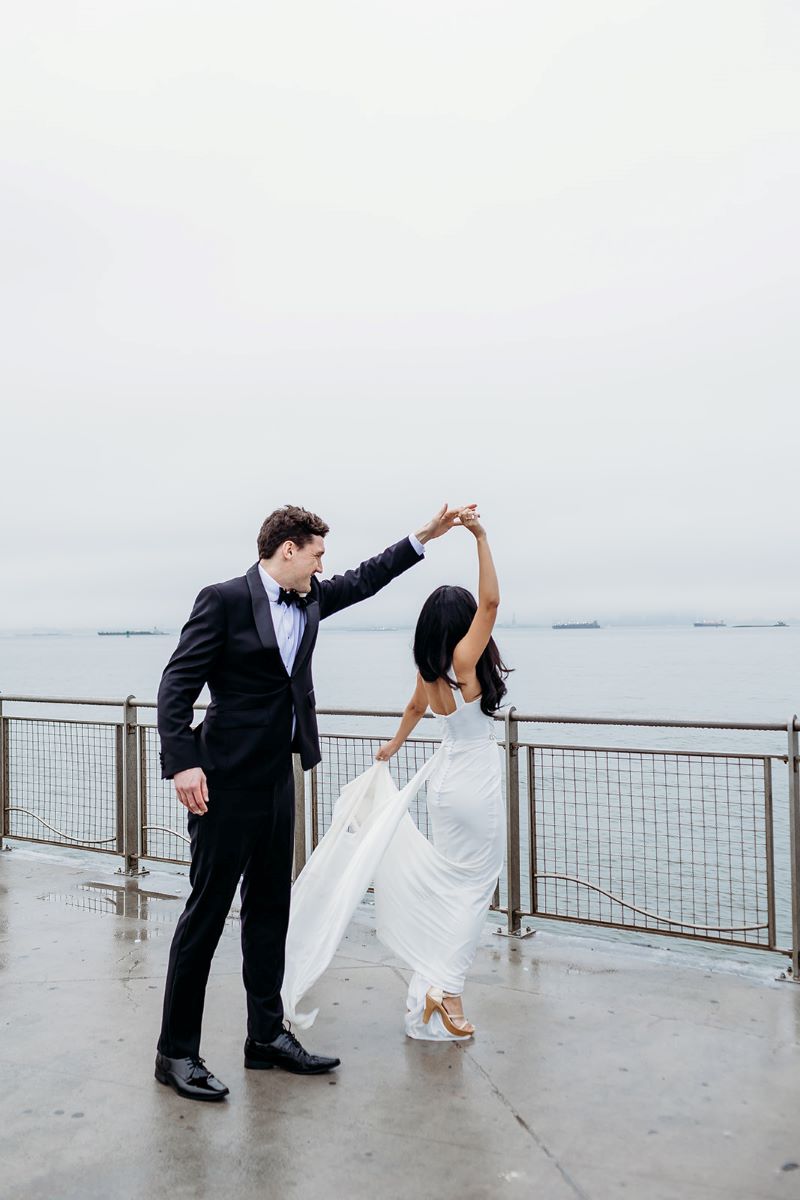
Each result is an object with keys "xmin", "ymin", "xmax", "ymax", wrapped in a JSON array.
[{"xmin": 157, "ymin": 761, "xmax": 295, "ymax": 1058}]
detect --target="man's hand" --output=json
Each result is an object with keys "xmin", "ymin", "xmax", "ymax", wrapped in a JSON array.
[
  {"xmin": 415, "ymin": 503, "xmax": 478, "ymax": 544},
  {"xmin": 174, "ymin": 767, "xmax": 209, "ymax": 815}
]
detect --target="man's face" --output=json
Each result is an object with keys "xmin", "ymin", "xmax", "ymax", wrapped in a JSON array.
[{"xmin": 287, "ymin": 534, "xmax": 325, "ymax": 593}]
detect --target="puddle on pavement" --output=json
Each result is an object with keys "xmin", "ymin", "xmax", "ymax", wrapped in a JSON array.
[{"xmin": 38, "ymin": 881, "xmax": 241, "ymax": 941}]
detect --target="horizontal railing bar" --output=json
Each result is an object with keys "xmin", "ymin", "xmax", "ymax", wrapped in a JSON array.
[
  {"xmin": 516, "ymin": 910, "xmax": 789, "ymax": 955},
  {"xmin": 318, "ymin": 708, "xmax": 794, "ymax": 731},
  {"xmin": 139, "ymin": 854, "xmax": 192, "ymax": 866},
  {"xmin": 318, "ymin": 732, "xmax": 782, "ymax": 761},
  {"xmin": 510, "ymin": 714, "xmax": 793, "ymax": 732},
  {"xmin": 4, "ymin": 716, "xmax": 121, "ymax": 728},
  {"xmin": 1, "ymin": 696, "xmax": 796, "ymax": 732},
  {"xmin": 2, "ymin": 834, "xmax": 119, "ymax": 856},
  {"xmin": 4, "ymin": 716, "xmax": 789, "ymax": 760},
  {"xmin": 0, "ymin": 695, "xmax": 128, "ymax": 707},
  {"xmin": 523, "ymin": 742, "xmax": 788, "ymax": 762}
]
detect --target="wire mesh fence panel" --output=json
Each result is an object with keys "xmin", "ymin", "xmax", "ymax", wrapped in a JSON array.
[
  {"xmin": 140, "ymin": 726, "xmax": 191, "ymax": 864},
  {"xmin": 529, "ymin": 746, "xmax": 774, "ymax": 947},
  {"xmin": 5, "ymin": 719, "xmax": 118, "ymax": 851},
  {"xmin": 2, "ymin": 701, "xmax": 790, "ymax": 959},
  {"xmin": 314, "ymin": 735, "xmax": 440, "ymax": 844}
]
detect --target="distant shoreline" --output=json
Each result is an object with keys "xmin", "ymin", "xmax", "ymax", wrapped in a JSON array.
[{"xmin": 0, "ymin": 621, "xmax": 795, "ymax": 638}]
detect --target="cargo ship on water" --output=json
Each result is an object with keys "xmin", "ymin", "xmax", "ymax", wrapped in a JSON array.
[
  {"xmin": 552, "ymin": 620, "xmax": 600, "ymax": 630},
  {"xmin": 693, "ymin": 620, "xmax": 725, "ymax": 628}
]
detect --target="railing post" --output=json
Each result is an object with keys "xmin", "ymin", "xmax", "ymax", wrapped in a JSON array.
[
  {"xmin": 293, "ymin": 754, "xmax": 307, "ymax": 878},
  {"xmin": 504, "ymin": 706, "xmax": 521, "ymax": 934},
  {"xmin": 310, "ymin": 765, "xmax": 319, "ymax": 851},
  {"xmin": 787, "ymin": 718, "xmax": 800, "ymax": 981},
  {"xmin": 763, "ymin": 757, "xmax": 776, "ymax": 951},
  {"xmin": 139, "ymin": 724, "xmax": 149, "ymax": 861},
  {"xmin": 119, "ymin": 695, "xmax": 143, "ymax": 876},
  {"xmin": 529, "ymin": 745, "xmax": 538, "ymax": 917},
  {"xmin": 114, "ymin": 722, "xmax": 124, "ymax": 857},
  {"xmin": 0, "ymin": 695, "xmax": 7, "ymax": 850}
]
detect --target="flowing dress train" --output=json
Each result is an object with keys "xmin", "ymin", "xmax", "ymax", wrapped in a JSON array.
[{"xmin": 281, "ymin": 687, "xmax": 505, "ymax": 1039}]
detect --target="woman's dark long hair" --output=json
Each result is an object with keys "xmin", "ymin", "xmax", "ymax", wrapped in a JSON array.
[{"xmin": 413, "ymin": 586, "xmax": 511, "ymax": 715}]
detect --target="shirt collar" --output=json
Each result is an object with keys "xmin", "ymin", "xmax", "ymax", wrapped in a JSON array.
[{"xmin": 258, "ymin": 563, "xmax": 282, "ymax": 604}]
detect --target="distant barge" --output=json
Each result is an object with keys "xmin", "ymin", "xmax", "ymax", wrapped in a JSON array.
[
  {"xmin": 733, "ymin": 621, "xmax": 787, "ymax": 628},
  {"xmin": 552, "ymin": 620, "xmax": 600, "ymax": 630},
  {"xmin": 97, "ymin": 629, "xmax": 167, "ymax": 637},
  {"xmin": 693, "ymin": 620, "xmax": 725, "ymax": 628}
]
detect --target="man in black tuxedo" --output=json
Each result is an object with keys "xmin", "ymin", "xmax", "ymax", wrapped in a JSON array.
[{"xmin": 155, "ymin": 503, "xmax": 463, "ymax": 1101}]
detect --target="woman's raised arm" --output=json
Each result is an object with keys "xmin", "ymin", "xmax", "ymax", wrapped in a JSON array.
[{"xmin": 452, "ymin": 513, "xmax": 500, "ymax": 676}]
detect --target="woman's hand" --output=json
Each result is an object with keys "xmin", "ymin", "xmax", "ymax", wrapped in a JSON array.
[
  {"xmin": 376, "ymin": 741, "xmax": 399, "ymax": 761},
  {"xmin": 458, "ymin": 506, "xmax": 486, "ymax": 539}
]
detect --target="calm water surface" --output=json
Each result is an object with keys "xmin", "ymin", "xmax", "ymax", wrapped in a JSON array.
[{"xmin": 2, "ymin": 623, "xmax": 798, "ymax": 746}]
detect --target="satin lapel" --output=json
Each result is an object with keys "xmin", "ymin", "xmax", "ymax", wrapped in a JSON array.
[
  {"xmin": 246, "ymin": 564, "xmax": 283, "ymax": 663},
  {"xmin": 292, "ymin": 597, "xmax": 320, "ymax": 677}
]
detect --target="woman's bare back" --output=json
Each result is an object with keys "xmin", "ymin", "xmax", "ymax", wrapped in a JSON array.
[{"xmin": 421, "ymin": 669, "xmax": 481, "ymax": 716}]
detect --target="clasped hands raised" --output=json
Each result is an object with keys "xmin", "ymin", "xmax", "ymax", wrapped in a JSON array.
[{"xmin": 414, "ymin": 502, "xmax": 482, "ymax": 543}]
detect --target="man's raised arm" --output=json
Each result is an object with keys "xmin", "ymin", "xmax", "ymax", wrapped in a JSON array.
[{"xmin": 317, "ymin": 504, "xmax": 474, "ymax": 620}]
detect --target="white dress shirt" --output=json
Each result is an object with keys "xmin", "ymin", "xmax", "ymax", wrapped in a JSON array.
[{"xmin": 258, "ymin": 564, "xmax": 306, "ymax": 673}]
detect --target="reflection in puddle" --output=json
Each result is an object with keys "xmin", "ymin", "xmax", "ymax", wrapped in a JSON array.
[{"xmin": 38, "ymin": 881, "xmax": 240, "ymax": 941}]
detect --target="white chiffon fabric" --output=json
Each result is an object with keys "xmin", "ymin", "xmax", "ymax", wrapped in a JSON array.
[{"xmin": 281, "ymin": 686, "xmax": 505, "ymax": 1039}]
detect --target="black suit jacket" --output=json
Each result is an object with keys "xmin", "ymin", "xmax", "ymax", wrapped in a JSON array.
[{"xmin": 157, "ymin": 536, "xmax": 422, "ymax": 786}]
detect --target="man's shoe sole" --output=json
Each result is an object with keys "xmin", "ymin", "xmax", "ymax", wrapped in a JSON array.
[
  {"xmin": 155, "ymin": 1065, "xmax": 229, "ymax": 1100},
  {"xmin": 244, "ymin": 1056, "xmax": 338, "ymax": 1074}
]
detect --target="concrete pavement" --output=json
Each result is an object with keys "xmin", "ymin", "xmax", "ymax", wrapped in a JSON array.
[{"xmin": 1, "ymin": 845, "xmax": 799, "ymax": 1200}]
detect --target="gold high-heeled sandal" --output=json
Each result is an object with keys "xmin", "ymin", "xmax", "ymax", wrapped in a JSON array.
[{"xmin": 422, "ymin": 988, "xmax": 475, "ymax": 1037}]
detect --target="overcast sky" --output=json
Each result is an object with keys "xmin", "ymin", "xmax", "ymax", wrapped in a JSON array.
[{"xmin": 2, "ymin": 1, "xmax": 798, "ymax": 629}]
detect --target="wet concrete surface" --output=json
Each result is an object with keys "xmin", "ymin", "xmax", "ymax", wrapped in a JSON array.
[{"xmin": 1, "ymin": 844, "xmax": 800, "ymax": 1200}]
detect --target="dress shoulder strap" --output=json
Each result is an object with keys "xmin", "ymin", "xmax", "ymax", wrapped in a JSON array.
[{"xmin": 449, "ymin": 664, "xmax": 465, "ymax": 708}]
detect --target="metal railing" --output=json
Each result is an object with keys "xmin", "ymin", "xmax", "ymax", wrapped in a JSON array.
[{"xmin": 2, "ymin": 693, "xmax": 799, "ymax": 979}]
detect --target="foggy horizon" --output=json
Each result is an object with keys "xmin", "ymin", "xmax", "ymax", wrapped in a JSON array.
[{"xmin": 3, "ymin": 608, "xmax": 798, "ymax": 636}]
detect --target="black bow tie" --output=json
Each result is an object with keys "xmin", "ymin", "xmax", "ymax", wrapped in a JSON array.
[{"xmin": 278, "ymin": 587, "xmax": 308, "ymax": 609}]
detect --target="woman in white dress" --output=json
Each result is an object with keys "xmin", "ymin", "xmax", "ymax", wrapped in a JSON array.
[
  {"xmin": 280, "ymin": 509, "xmax": 510, "ymax": 1041},
  {"xmin": 374, "ymin": 508, "xmax": 508, "ymax": 1038}
]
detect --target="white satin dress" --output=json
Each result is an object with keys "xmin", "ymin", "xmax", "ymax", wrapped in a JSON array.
[{"xmin": 281, "ymin": 686, "xmax": 506, "ymax": 1040}]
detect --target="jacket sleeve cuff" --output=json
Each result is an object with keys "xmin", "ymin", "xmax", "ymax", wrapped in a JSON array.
[{"xmin": 159, "ymin": 747, "xmax": 202, "ymax": 781}]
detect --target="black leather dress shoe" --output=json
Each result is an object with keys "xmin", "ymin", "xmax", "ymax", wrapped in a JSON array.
[
  {"xmin": 244, "ymin": 1029, "xmax": 340, "ymax": 1074},
  {"xmin": 154, "ymin": 1053, "xmax": 229, "ymax": 1101}
]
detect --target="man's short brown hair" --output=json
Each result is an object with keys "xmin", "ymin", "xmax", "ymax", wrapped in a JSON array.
[{"xmin": 257, "ymin": 505, "xmax": 330, "ymax": 560}]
